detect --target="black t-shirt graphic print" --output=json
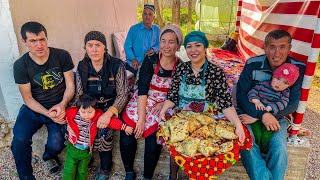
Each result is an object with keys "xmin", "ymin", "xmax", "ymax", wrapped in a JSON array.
[{"xmin": 14, "ymin": 47, "xmax": 74, "ymax": 109}]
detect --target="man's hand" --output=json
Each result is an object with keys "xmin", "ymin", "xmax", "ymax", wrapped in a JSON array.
[
  {"xmin": 239, "ymin": 114, "xmax": 258, "ymax": 124},
  {"xmin": 134, "ymin": 119, "xmax": 145, "ymax": 139},
  {"xmin": 131, "ymin": 59, "xmax": 140, "ymax": 70},
  {"xmin": 97, "ymin": 111, "xmax": 113, "ymax": 129},
  {"xmin": 47, "ymin": 103, "xmax": 66, "ymax": 124},
  {"xmin": 48, "ymin": 103, "xmax": 66, "ymax": 119},
  {"xmin": 49, "ymin": 115, "xmax": 66, "ymax": 124},
  {"xmin": 144, "ymin": 49, "xmax": 154, "ymax": 57},
  {"xmin": 262, "ymin": 112, "xmax": 280, "ymax": 131}
]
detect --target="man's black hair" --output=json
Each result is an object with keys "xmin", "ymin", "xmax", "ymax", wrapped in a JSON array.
[
  {"xmin": 20, "ymin": 21, "xmax": 47, "ymax": 41},
  {"xmin": 265, "ymin": 29, "xmax": 292, "ymax": 46},
  {"xmin": 76, "ymin": 94, "xmax": 97, "ymax": 109}
]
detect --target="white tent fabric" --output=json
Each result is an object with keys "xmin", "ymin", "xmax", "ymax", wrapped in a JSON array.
[{"xmin": 0, "ymin": 0, "xmax": 22, "ymax": 120}]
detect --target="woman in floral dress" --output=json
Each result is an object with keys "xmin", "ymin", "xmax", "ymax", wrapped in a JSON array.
[{"xmin": 159, "ymin": 31, "xmax": 246, "ymax": 180}]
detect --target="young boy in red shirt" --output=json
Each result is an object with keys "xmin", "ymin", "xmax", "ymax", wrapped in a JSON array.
[{"xmin": 63, "ymin": 94, "xmax": 133, "ymax": 180}]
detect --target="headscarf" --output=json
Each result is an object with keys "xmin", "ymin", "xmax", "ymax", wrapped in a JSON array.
[
  {"xmin": 184, "ymin": 31, "xmax": 209, "ymax": 48},
  {"xmin": 160, "ymin": 24, "xmax": 183, "ymax": 47},
  {"xmin": 84, "ymin": 31, "xmax": 107, "ymax": 51}
]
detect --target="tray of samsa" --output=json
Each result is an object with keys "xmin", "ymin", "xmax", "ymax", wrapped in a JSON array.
[{"xmin": 157, "ymin": 110, "xmax": 253, "ymax": 179}]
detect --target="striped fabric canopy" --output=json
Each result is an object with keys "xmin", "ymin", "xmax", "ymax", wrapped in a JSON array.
[{"xmin": 235, "ymin": 0, "xmax": 320, "ymax": 135}]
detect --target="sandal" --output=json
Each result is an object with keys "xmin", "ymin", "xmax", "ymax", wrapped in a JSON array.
[{"xmin": 44, "ymin": 158, "xmax": 60, "ymax": 175}]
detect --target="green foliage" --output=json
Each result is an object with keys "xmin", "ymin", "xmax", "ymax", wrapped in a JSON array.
[
  {"xmin": 137, "ymin": 6, "xmax": 226, "ymax": 48},
  {"xmin": 137, "ymin": 7, "xmax": 197, "ymax": 37}
]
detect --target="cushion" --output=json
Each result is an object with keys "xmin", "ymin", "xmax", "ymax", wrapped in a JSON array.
[{"xmin": 112, "ymin": 32, "xmax": 127, "ymax": 61}]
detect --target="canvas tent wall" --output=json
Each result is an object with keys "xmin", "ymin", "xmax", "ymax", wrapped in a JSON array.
[
  {"xmin": 0, "ymin": 0, "xmax": 137, "ymax": 120},
  {"xmin": 235, "ymin": 0, "xmax": 320, "ymax": 136}
]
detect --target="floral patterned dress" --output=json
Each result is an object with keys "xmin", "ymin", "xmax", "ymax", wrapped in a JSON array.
[{"xmin": 122, "ymin": 59, "xmax": 178, "ymax": 137}]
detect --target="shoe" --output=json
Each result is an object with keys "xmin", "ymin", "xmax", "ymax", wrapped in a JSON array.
[
  {"xmin": 167, "ymin": 173, "xmax": 178, "ymax": 180},
  {"xmin": 124, "ymin": 172, "xmax": 136, "ymax": 180},
  {"xmin": 95, "ymin": 169, "xmax": 110, "ymax": 180},
  {"xmin": 44, "ymin": 158, "xmax": 60, "ymax": 175}
]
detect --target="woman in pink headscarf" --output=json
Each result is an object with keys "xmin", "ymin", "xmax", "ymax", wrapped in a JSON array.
[{"xmin": 120, "ymin": 24, "xmax": 183, "ymax": 180}]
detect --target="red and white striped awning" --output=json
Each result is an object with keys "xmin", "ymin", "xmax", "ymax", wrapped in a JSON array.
[{"xmin": 236, "ymin": 0, "xmax": 320, "ymax": 135}]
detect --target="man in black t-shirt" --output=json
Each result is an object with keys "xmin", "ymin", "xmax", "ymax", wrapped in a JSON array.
[{"xmin": 11, "ymin": 21, "xmax": 75, "ymax": 179}]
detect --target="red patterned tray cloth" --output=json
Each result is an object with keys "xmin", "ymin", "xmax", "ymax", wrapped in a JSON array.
[{"xmin": 160, "ymin": 102, "xmax": 253, "ymax": 179}]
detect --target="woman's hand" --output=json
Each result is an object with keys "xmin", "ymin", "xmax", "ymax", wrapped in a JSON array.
[
  {"xmin": 152, "ymin": 102, "xmax": 164, "ymax": 115},
  {"xmin": 239, "ymin": 114, "xmax": 258, "ymax": 125},
  {"xmin": 235, "ymin": 123, "xmax": 245, "ymax": 144},
  {"xmin": 134, "ymin": 119, "xmax": 145, "ymax": 139},
  {"xmin": 158, "ymin": 100, "xmax": 175, "ymax": 122},
  {"xmin": 158, "ymin": 111, "xmax": 166, "ymax": 122},
  {"xmin": 97, "ymin": 111, "xmax": 113, "ymax": 129}
]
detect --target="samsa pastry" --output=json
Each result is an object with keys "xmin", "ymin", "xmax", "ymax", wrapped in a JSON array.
[
  {"xmin": 215, "ymin": 122, "xmax": 238, "ymax": 140},
  {"xmin": 161, "ymin": 123, "xmax": 171, "ymax": 141},
  {"xmin": 207, "ymin": 122, "xmax": 217, "ymax": 137},
  {"xmin": 196, "ymin": 114, "xmax": 214, "ymax": 125},
  {"xmin": 216, "ymin": 141, "xmax": 234, "ymax": 154},
  {"xmin": 188, "ymin": 117, "xmax": 202, "ymax": 133},
  {"xmin": 171, "ymin": 115, "xmax": 184, "ymax": 121},
  {"xmin": 169, "ymin": 119, "xmax": 189, "ymax": 143},
  {"xmin": 191, "ymin": 125, "xmax": 210, "ymax": 139},
  {"xmin": 197, "ymin": 138, "xmax": 220, "ymax": 157},
  {"xmin": 177, "ymin": 111, "xmax": 199, "ymax": 119},
  {"xmin": 175, "ymin": 137, "xmax": 200, "ymax": 157}
]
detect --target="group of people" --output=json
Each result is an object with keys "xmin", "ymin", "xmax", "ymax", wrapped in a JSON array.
[{"xmin": 11, "ymin": 3, "xmax": 305, "ymax": 180}]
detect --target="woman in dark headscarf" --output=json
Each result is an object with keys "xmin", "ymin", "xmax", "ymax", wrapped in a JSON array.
[{"xmin": 72, "ymin": 31, "xmax": 128, "ymax": 179}]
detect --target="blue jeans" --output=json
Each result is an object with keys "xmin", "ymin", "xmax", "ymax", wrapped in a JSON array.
[
  {"xmin": 240, "ymin": 118, "xmax": 288, "ymax": 180},
  {"xmin": 11, "ymin": 105, "xmax": 65, "ymax": 180}
]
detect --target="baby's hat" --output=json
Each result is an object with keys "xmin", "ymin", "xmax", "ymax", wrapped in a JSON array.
[{"xmin": 273, "ymin": 63, "xmax": 300, "ymax": 86}]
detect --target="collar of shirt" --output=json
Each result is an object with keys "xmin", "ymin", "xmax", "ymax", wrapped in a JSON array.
[{"xmin": 140, "ymin": 22, "xmax": 153, "ymax": 30}]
